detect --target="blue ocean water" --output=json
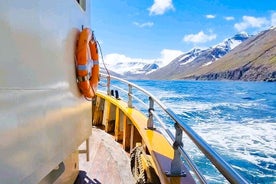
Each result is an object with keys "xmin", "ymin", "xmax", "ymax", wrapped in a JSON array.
[{"xmin": 128, "ymin": 80, "xmax": 276, "ymax": 184}]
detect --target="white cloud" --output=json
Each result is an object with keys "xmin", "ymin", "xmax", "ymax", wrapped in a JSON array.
[
  {"xmin": 206, "ymin": 14, "xmax": 216, "ymax": 19},
  {"xmin": 133, "ymin": 21, "xmax": 154, "ymax": 28},
  {"xmin": 159, "ymin": 49, "xmax": 184, "ymax": 66},
  {"xmin": 102, "ymin": 54, "xmax": 155, "ymax": 74},
  {"xmin": 234, "ymin": 16, "xmax": 270, "ymax": 31},
  {"xmin": 104, "ymin": 53, "xmax": 154, "ymax": 66},
  {"xmin": 271, "ymin": 12, "xmax": 276, "ymax": 26},
  {"xmin": 102, "ymin": 49, "xmax": 183, "ymax": 74},
  {"xmin": 224, "ymin": 16, "xmax": 234, "ymax": 21},
  {"xmin": 148, "ymin": 0, "xmax": 174, "ymax": 16},
  {"xmin": 183, "ymin": 31, "xmax": 217, "ymax": 43}
]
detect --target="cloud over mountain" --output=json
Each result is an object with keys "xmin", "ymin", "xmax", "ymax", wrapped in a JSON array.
[
  {"xmin": 271, "ymin": 12, "xmax": 276, "ymax": 26},
  {"xmin": 234, "ymin": 16, "xmax": 270, "ymax": 31},
  {"xmin": 183, "ymin": 31, "xmax": 217, "ymax": 43},
  {"xmin": 101, "ymin": 49, "xmax": 183, "ymax": 76}
]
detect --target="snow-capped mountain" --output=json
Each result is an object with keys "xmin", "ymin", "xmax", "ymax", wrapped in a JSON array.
[
  {"xmin": 147, "ymin": 32, "xmax": 250, "ymax": 79},
  {"xmin": 118, "ymin": 62, "xmax": 159, "ymax": 79},
  {"xmin": 189, "ymin": 27, "xmax": 276, "ymax": 81},
  {"xmin": 101, "ymin": 32, "xmax": 249, "ymax": 79}
]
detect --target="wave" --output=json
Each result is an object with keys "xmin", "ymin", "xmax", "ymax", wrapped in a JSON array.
[
  {"xmin": 179, "ymin": 120, "xmax": 276, "ymax": 183},
  {"xmin": 118, "ymin": 80, "xmax": 276, "ymax": 183}
]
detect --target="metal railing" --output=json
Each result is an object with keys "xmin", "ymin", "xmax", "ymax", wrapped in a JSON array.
[{"xmin": 98, "ymin": 73, "xmax": 248, "ymax": 184}]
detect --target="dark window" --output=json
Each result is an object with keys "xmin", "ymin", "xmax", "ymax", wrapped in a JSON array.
[{"xmin": 76, "ymin": 0, "xmax": 86, "ymax": 11}]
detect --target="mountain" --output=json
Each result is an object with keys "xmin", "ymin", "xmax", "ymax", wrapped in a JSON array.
[
  {"xmin": 100, "ymin": 67, "xmax": 125, "ymax": 78},
  {"xmin": 102, "ymin": 28, "xmax": 275, "ymax": 81},
  {"xmin": 183, "ymin": 27, "xmax": 276, "ymax": 81},
  {"xmin": 146, "ymin": 32, "xmax": 250, "ymax": 79},
  {"xmin": 124, "ymin": 63, "xmax": 159, "ymax": 79}
]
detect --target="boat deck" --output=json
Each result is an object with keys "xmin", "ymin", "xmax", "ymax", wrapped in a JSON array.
[{"xmin": 75, "ymin": 127, "xmax": 135, "ymax": 184}]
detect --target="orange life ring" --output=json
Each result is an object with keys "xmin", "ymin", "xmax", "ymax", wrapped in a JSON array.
[{"xmin": 76, "ymin": 28, "xmax": 99, "ymax": 98}]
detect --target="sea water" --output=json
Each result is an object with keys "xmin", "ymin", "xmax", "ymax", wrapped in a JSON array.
[{"xmin": 126, "ymin": 80, "xmax": 276, "ymax": 184}]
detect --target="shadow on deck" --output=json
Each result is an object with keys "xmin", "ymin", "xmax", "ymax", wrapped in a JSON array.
[{"xmin": 74, "ymin": 170, "xmax": 101, "ymax": 184}]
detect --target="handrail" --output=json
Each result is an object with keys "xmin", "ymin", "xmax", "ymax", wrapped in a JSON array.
[{"xmin": 99, "ymin": 73, "xmax": 248, "ymax": 184}]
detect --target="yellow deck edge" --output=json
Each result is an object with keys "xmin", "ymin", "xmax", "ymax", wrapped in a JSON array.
[{"xmin": 95, "ymin": 92, "xmax": 196, "ymax": 184}]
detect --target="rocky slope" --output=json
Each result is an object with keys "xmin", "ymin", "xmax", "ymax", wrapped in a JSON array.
[{"xmin": 184, "ymin": 27, "xmax": 276, "ymax": 81}]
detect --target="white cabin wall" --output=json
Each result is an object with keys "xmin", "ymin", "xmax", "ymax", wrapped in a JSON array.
[
  {"xmin": 0, "ymin": 0, "xmax": 89, "ymax": 90},
  {"xmin": 0, "ymin": 0, "xmax": 93, "ymax": 183}
]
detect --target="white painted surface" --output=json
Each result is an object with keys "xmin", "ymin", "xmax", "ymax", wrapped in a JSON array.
[{"xmin": 0, "ymin": 0, "xmax": 93, "ymax": 183}]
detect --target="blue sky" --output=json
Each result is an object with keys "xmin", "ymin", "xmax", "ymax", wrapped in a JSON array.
[{"xmin": 91, "ymin": 0, "xmax": 276, "ymax": 66}]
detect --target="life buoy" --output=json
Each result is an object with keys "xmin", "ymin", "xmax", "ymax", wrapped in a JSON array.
[
  {"xmin": 89, "ymin": 36, "xmax": 99, "ymax": 95},
  {"xmin": 76, "ymin": 28, "xmax": 99, "ymax": 98}
]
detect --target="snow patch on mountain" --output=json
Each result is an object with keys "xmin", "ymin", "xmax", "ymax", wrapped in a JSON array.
[
  {"xmin": 213, "ymin": 32, "xmax": 249, "ymax": 52},
  {"xmin": 179, "ymin": 48, "xmax": 203, "ymax": 66},
  {"xmin": 174, "ymin": 32, "xmax": 250, "ymax": 68},
  {"xmin": 202, "ymin": 61, "xmax": 212, "ymax": 67},
  {"xmin": 180, "ymin": 56, "xmax": 196, "ymax": 66}
]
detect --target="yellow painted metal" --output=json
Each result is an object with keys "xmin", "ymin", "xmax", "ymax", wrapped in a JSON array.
[
  {"xmin": 115, "ymin": 107, "xmax": 124, "ymax": 141},
  {"xmin": 93, "ymin": 96, "xmax": 104, "ymax": 125},
  {"xmin": 96, "ymin": 92, "xmax": 177, "ymax": 183},
  {"xmin": 97, "ymin": 92, "xmax": 173, "ymax": 156},
  {"xmin": 102, "ymin": 100, "xmax": 110, "ymax": 128}
]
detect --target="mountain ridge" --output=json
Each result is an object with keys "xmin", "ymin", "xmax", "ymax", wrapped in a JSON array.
[
  {"xmin": 146, "ymin": 32, "xmax": 250, "ymax": 79},
  {"xmin": 102, "ymin": 27, "xmax": 275, "ymax": 82},
  {"xmin": 183, "ymin": 27, "xmax": 276, "ymax": 81}
]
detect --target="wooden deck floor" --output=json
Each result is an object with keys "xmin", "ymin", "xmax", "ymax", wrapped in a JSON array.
[{"xmin": 75, "ymin": 127, "xmax": 135, "ymax": 184}]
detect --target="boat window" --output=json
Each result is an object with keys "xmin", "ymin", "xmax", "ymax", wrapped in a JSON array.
[{"xmin": 76, "ymin": 0, "xmax": 86, "ymax": 11}]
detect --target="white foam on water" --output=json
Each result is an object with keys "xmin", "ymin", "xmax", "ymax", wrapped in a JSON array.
[
  {"xmin": 138, "ymin": 81, "xmax": 276, "ymax": 183},
  {"xmin": 164, "ymin": 119, "xmax": 275, "ymax": 183},
  {"xmin": 188, "ymin": 120, "xmax": 276, "ymax": 175},
  {"xmin": 154, "ymin": 89, "xmax": 191, "ymax": 99}
]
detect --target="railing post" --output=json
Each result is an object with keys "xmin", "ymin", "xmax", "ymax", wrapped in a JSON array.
[
  {"xmin": 107, "ymin": 76, "xmax": 111, "ymax": 95},
  {"xmin": 166, "ymin": 123, "xmax": 186, "ymax": 177},
  {"xmin": 147, "ymin": 97, "xmax": 154, "ymax": 129},
  {"xmin": 128, "ymin": 84, "xmax": 133, "ymax": 108}
]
